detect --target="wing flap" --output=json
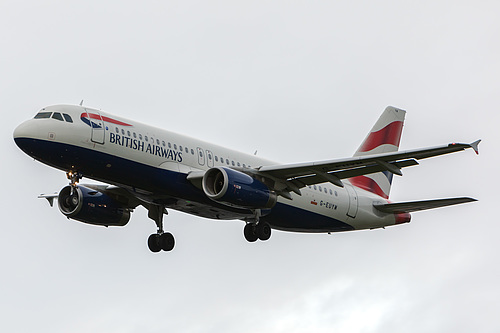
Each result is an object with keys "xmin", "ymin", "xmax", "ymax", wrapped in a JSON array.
[
  {"xmin": 288, "ymin": 159, "xmax": 419, "ymax": 187},
  {"xmin": 373, "ymin": 197, "xmax": 477, "ymax": 213}
]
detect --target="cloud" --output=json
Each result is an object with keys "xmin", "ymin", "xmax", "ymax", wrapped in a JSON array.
[{"xmin": 2, "ymin": 1, "xmax": 499, "ymax": 332}]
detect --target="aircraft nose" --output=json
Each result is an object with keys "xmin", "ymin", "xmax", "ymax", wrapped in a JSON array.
[
  {"xmin": 14, "ymin": 120, "xmax": 37, "ymax": 139},
  {"xmin": 13, "ymin": 119, "xmax": 40, "ymax": 151}
]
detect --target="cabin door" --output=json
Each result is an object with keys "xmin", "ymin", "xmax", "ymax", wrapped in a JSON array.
[
  {"xmin": 196, "ymin": 147, "xmax": 205, "ymax": 166},
  {"xmin": 345, "ymin": 185, "xmax": 358, "ymax": 218},
  {"xmin": 89, "ymin": 110, "xmax": 105, "ymax": 144}
]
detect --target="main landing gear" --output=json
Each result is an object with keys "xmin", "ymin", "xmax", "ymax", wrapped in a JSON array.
[
  {"xmin": 147, "ymin": 204, "xmax": 175, "ymax": 253},
  {"xmin": 243, "ymin": 209, "xmax": 271, "ymax": 242}
]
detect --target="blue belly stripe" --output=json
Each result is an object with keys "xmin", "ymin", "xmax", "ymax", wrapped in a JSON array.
[{"xmin": 15, "ymin": 137, "xmax": 354, "ymax": 232}]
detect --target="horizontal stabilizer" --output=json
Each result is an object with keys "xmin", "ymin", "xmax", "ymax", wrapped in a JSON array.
[{"xmin": 374, "ymin": 197, "xmax": 477, "ymax": 213}]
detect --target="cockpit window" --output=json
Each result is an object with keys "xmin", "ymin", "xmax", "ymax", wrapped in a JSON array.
[
  {"xmin": 63, "ymin": 113, "xmax": 73, "ymax": 123},
  {"xmin": 52, "ymin": 112, "xmax": 64, "ymax": 121},
  {"xmin": 34, "ymin": 112, "xmax": 52, "ymax": 119}
]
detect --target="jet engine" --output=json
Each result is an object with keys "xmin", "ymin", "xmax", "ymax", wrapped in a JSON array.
[
  {"xmin": 58, "ymin": 185, "xmax": 131, "ymax": 226},
  {"xmin": 202, "ymin": 167, "xmax": 277, "ymax": 209}
]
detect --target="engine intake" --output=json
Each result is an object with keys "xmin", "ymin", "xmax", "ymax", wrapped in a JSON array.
[
  {"xmin": 202, "ymin": 167, "xmax": 277, "ymax": 209},
  {"xmin": 58, "ymin": 185, "xmax": 130, "ymax": 226}
]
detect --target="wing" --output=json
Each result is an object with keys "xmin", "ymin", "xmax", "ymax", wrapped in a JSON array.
[
  {"xmin": 253, "ymin": 140, "xmax": 480, "ymax": 197},
  {"xmin": 373, "ymin": 197, "xmax": 477, "ymax": 213}
]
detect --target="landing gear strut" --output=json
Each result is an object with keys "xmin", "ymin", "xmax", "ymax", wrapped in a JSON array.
[
  {"xmin": 66, "ymin": 171, "xmax": 82, "ymax": 199},
  {"xmin": 147, "ymin": 204, "xmax": 175, "ymax": 253},
  {"xmin": 243, "ymin": 209, "xmax": 271, "ymax": 242}
]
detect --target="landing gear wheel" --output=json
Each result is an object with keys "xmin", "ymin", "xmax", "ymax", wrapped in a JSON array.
[
  {"xmin": 256, "ymin": 222, "xmax": 271, "ymax": 241},
  {"xmin": 148, "ymin": 234, "xmax": 162, "ymax": 253},
  {"xmin": 160, "ymin": 232, "xmax": 175, "ymax": 251},
  {"xmin": 244, "ymin": 224, "xmax": 258, "ymax": 242}
]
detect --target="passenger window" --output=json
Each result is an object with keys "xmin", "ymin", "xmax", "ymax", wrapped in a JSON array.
[
  {"xmin": 174, "ymin": 144, "xmax": 177, "ymax": 150},
  {"xmin": 243, "ymin": 164, "xmax": 246, "ymax": 168},
  {"xmin": 334, "ymin": 191, "xmax": 338, "ymax": 196},
  {"xmin": 226, "ymin": 159, "xmax": 230, "ymax": 165},
  {"xmin": 34, "ymin": 112, "xmax": 52, "ymax": 119},
  {"xmin": 319, "ymin": 186, "xmax": 322, "ymax": 192},
  {"xmin": 215, "ymin": 156, "xmax": 218, "ymax": 162},
  {"xmin": 162, "ymin": 141, "xmax": 165, "ymax": 147},
  {"xmin": 121, "ymin": 129, "xmax": 125, "ymax": 135},
  {"xmin": 62, "ymin": 114, "xmax": 73, "ymax": 123},
  {"xmin": 52, "ymin": 112, "xmax": 64, "ymax": 121},
  {"xmin": 329, "ymin": 189, "xmax": 333, "ymax": 195},
  {"xmin": 127, "ymin": 131, "xmax": 131, "ymax": 137},
  {"xmin": 185, "ymin": 147, "xmax": 188, "ymax": 153},
  {"xmin": 168, "ymin": 142, "xmax": 172, "ymax": 148},
  {"xmin": 237, "ymin": 162, "xmax": 241, "ymax": 167},
  {"xmin": 313, "ymin": 185, "xmax": 317, "ymax": 190},
  {"xmin": 133, "ymin": 132, "xmax": 137, "ymax": 138},
  {"xmin": 179, "ymin": 145, "xmax": 183, "ymax": 151},
  {"xmin": 116, "ymin": 127, "xmax": 119, "ymax": 133},
  {"xmin": 208, "ymin": 153, "xmax": 212, "ymax": 160},
  {"xmin": 139, "ymin": 134, "xmax": 143, "ymax": 140},
  {"xmin": 231, "ymin": 161, "xmax": 235, "ymax": 166},
  {"xmin": 145, "ymin": 136, "xmax": 148, "ymax": 142},
  {"xmin": 156, "ymin": 139, "xmax": 160, "ymax": 145},
  {"xmin": 191, "ymin": 149, "xmax": 194, "ymax": 155}
]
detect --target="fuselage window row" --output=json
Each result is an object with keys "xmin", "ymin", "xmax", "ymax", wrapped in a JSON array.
[
  {"xmin": 110, "ymin": 126, "xmax": 255, "ymax": 168},
  {"xmin": 308, "ymin": 185, "xmax": 337, "ymax": 196}
]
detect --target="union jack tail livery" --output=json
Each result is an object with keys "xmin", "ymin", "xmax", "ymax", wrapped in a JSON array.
[{"xmin": 349, "ymin": 106, "xmax": 406, "ymax": 199}]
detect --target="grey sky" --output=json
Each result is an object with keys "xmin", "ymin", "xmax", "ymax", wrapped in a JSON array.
[{"xmin": 1, "ymin": 1, "xmax": 498, "ymax": 332}]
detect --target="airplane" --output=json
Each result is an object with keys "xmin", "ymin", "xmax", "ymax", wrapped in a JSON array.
[{"xmin": 13, "ymin": 105, "xmax": 480, "ymax": 253}]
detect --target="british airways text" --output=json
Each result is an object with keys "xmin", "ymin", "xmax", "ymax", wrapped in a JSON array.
[{"xmin": 109, "ymin": 133, "xmax": 183, "ymax": 162}]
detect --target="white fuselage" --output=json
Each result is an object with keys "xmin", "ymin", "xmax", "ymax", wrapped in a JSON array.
[{"xmin": 14, "ymin": 104, "xmax": 401, "ymax": 233}]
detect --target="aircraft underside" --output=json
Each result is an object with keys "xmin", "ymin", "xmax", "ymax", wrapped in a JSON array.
[{"xmin": 16, "ymin": 137, "xmax": 355, "ymax": 234}]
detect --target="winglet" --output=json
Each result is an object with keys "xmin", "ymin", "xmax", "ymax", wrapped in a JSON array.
[
  {"xmin": 470, "ymin": 139, "xmax": 481, "ymax": 155},
  {"xmin": 38, "ymin": 193, "xmax": 58, "ymax": 207}
]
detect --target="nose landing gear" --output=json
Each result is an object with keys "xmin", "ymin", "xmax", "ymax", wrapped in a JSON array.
[{"xmin": 66, "ymin": 171, "xmax": 82, "ymax": 186}]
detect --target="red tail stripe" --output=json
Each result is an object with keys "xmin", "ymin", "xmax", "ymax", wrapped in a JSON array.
[
  {"xmin": 349, "ymin": 176, "xmax": 389, "ymax": 199},
  {"xmin": 359, "ymin": 121, "xmax": 403, "ymax": 152},
  {"xmin": 81, "ymin": 113, "xmax": 132, "ymax": 127}
]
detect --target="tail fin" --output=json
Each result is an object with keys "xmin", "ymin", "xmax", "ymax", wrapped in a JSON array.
[{"xmin": 349, "ymin": 106, "xmax": 406, "ymax": 199}]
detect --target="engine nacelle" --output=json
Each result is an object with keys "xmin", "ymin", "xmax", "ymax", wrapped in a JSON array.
[
  {"xmin": 202, "ymin": 167, "xmax": 277, "ymax": 209},
  {"xmin": 58, "ymin": 185, "xmax": 130, "ymax": 226}
]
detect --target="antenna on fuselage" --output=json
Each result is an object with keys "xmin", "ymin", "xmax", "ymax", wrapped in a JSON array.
[
  {"xmin": 79, "ymin": 100, "xmax": 84, "ymax": 106},
  {"xmin": 254, "ymin": 150, "xmax": 258, "ymax": 155}
]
